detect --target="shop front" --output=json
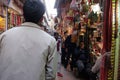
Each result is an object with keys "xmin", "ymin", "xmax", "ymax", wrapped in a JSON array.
[
  {"xmin": 0, "ymin": 0, "xmax": 23, "ymax": 33},
  {"xmin": 0, "ymin": 0, "xmax": 9, "ymax": 33},
  {"xmin": 54, "ymin": 0, "xmax": 120, "ymax": 80},
  {"xmin": 0, "ymin": 16, "xmax": 5, "ymax": 33}
]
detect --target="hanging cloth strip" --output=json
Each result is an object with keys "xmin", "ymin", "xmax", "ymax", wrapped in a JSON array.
[
  {"xmin": 100, "ymin": 0, "xmax": 112, "ymax": 80},
  {"xmin": 107, "ymin": 0, "xmax": 119, "ymax": 80},
  {"xmin": 117, "ymin": 0, "xmax": 120, "ymax": 79},
  {"xmin": 107, "ymin": 0, "xmax": 117, "ymax": 80}
]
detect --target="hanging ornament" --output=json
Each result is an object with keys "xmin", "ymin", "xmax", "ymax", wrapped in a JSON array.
[{"xmin": 70, "ymin": 0, "xmax": 77, "ymax": 10}]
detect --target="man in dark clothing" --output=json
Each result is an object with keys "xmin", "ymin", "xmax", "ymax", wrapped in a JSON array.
[
  {"xmin": 61, "ymin": 42, "xmax": 67, "ymax": 66},
  {"xmin": 64, "ymin": 35, "xmax": 72, "ymax": 68},
  {"xmin": 76, "ymin": 42, "xmax": 89, "ymax": 72}
]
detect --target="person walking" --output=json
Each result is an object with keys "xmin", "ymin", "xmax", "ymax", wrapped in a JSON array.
[
  {"xmin": 54, "ymin": 32, "xmax": 63, "ymax": 77},
  {"xmin": 0, "ymin": 0, "xmax": 57, "ymax": 80}
]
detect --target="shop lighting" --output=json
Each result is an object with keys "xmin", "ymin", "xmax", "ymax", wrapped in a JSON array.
[
  {"xmin": 0, "ymin": 16, "xmax": 3, "ymax": 22},
  {"xmin": 91, "ymin": 3, "xmax": 101, "ymax": 14}
]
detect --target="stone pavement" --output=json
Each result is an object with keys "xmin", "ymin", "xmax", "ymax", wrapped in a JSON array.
[{"xmin": 56, "ymin": 66, "xmax": 85, "ymax": 80}]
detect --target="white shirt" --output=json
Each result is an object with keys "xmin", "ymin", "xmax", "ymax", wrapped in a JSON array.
[{"xmin": 0, "ymin": 22, "xmax": 58, "ymax": 80}]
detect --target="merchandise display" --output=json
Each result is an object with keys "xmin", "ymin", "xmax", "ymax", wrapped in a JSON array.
[
  {"xmin": 55, "ymin": 0, "xmax": 104, "ymax": 69},
  {"xmin": 54, "ymin": 0, "xmax": 120, "ymax": 79},
  {"xmin": 0, "ymin": 4, "xmax": 6, "ymax": 33},
  {"xmin": 0, "ymin": 16, "xmax": 5, "ymax": 33},
  {"xmin": 8, "ymin": 8, "xmax": 23, "ymax": 29}
]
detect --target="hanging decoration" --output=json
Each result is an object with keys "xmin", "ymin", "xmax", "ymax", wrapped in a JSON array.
[
  {"xmin": 70, "ymin": 0, "xmax": 77, "ymax": 9},
  {"xmin": 100, "ymin": 0, "xmax": 112, "ymax": 80},
  {"xmin": 100, "ymin": 0, "xmax": 120, "ymax": 80},
  {"xmin": 117, "ymin": 0, "xmax": 120, "ymax": 79},
  {"xmin": 107, "ymin": 0, "xmax": 117, "ymax": 80}
]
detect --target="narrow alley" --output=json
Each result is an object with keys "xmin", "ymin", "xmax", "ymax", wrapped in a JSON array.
[
  {"xmin": 0, "ymin": 0, "xmax": 120, "ymax": 80},
  {"xmin": 57, "ymin": 66, "xmax": 80, "ymax": 80}
]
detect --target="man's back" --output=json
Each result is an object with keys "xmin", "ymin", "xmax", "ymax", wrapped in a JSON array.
[{"xmin": 0, "ymin": 22, "xmax": 57, "ymax": 80}]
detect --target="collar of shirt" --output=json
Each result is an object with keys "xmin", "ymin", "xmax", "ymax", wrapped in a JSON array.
[{"xmin": 21, "ymin": 22, "xmax": 42, "ymax": 30}]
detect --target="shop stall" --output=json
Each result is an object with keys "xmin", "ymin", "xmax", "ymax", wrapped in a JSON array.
[
  {"xmin": 0, "ymin": 0, "xmax": 8, "ymax": 33},
  {"xmin": 55, "ymin": 0, "xmax": 120, "ymax": 79},
  {"xmin": 7, "ymin": 0, "xmax": 23, "ymax": 29},
  {"xmin": 54, "ymin": 0, "xmax": 116, "ymax": 80},
  {"xmin": 0, "ymin": 0, "xmax": 23, "ymax": 33},
  {"xmin": 61, "ymin": 0, "xmax": 104, "ymax": 64},
  {"xmin": 7, "ymin": 8, "xmax": 23, "ymax": 29}
]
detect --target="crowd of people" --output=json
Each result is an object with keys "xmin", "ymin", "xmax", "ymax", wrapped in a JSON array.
[
  {"xmin": 54, "ymin": 32, "xmax": 111, "ymax": 80},
  {"xmin": 60, "ymin": 33, "xmax": 93, "ymax": 79}
]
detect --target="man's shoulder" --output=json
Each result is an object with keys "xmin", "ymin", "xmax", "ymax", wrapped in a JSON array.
[
  {"xmin": 0, "ymin": 27, "xmax": 16, "ymax": 35},
  {"xmin": 40, "ymin": 29, "xmax": 56, "ymax": 41},
  {"xmin": 44, "ymin": 32, "xmax": 56, "ymax": 42}
]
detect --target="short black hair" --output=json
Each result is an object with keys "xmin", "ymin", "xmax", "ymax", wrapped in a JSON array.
[{"xmin": 23, "ymin": 0, "xmax": 45, "ymax": 23}]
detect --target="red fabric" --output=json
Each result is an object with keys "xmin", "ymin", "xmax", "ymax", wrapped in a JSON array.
[
  {"xmin": 100, "ymin": 0, "xmax": 112, "ymax": 80},
  {"xmin": 17, "ymin": 16, "xmax": 21, "ymax": 25},
  {"xmin": 12, "ymin": 13, "xmax": 14, "ymax": 25},
  {"xmin": 66, "ymin": 16, "xmax": 73, "ymax": 21}
]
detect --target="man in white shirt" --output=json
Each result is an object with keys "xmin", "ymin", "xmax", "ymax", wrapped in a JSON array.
[{"xmin": 0, "ymin": 0, "xmax": 57, "ymax": 80}]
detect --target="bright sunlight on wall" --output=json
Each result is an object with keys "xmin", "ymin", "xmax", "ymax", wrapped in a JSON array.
[{"xmin": 45, "ymin": 0, "xmax": 57, "ymax": 17}]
